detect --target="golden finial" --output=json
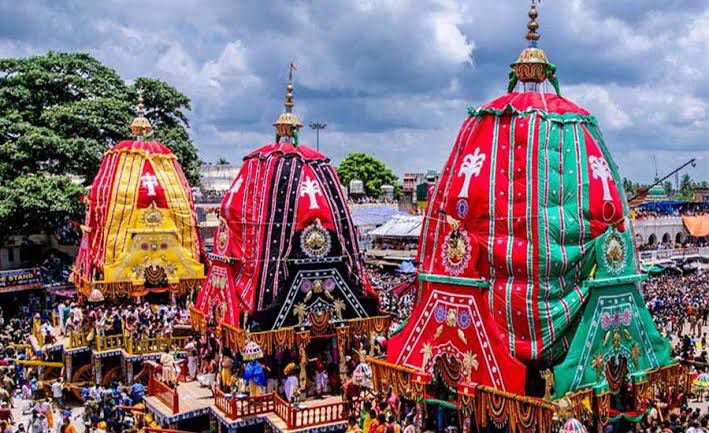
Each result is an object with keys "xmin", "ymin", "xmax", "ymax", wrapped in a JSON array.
[
  {"xmin": 508, "ymin": 0, "xmax": 561, "ymax": 96},
  {"xmin": 527, "ymin": 0, "xmax": 540, "ymax": 43},
  {"xmin": 273, "ymin": 63, "xmax": 303, "ymax": 144},
  {"xmin": 129, "ymin": 89, "xmax": 152, "ymax": 140}
]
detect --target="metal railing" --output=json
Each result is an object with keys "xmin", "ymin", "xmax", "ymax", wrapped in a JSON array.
[
  {"xmin": 214, "ymin": 388, "xmax": 275, "ymax": 419},
  {"xmin": 95, "ymin": 333, "xmax": 125, "ymax": 352},
  {"xmin": 125, "ymin": 335, "xmax": 190, "ymax": 355},
  {"xmin": 639, "ymin": 246, "xmax": 708, "ymax": 263},
  {"xmin": 67, "ymin": 330, "xmax": 90, "ymax": 349},
  {"xmin": 147, "ymin": 362, "xmax": 179, "ymax": 414}
]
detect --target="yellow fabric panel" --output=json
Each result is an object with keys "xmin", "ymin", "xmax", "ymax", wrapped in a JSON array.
[
  {"xmin": 102, "ymin": 153, "xmax": 143, "ymax": 266},
  {"xmin": 103, "ymin": 216, "xmax": 204, "ymax": 284},
  {"xmin": 152, "ymin": 156, "xmax": 200, "ymax": 260},
  {"xmin": 98, "ymin": 149, "xmax": 203, "ymax": 285}
]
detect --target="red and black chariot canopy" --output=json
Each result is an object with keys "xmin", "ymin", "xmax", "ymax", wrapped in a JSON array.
[{"xmin": 196, "ymin": 73, "xmax": 378, "ymax": 330}]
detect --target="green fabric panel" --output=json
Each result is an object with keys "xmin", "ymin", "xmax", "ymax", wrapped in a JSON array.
[
  {"xmin": 536, "ymin": 118, "xmax": 552, "ymax": 350},
  {"xmin": 525, "ymin": 113, "xmax": 538, "ymax": 357},
  {"xmin": 418, "ymin": 273, "xmax": 490, "ymax": 287},
  {"xmin": 552, "ymin": 283, "xmax": 672, "ymax": 397},
  {"xmin": 424, "ymin": 398, "xmax": 459, "ymax": 410},
  {"xmin": 468, "ymin": 106, "xmax": 599, "ymax": 126},
  {"xmin": 607, "ymin": 407, "xmax": 653, "ymax": 423},
  {"xmin": 505, "ymin": 115, "xmax": 517, "ymax": 355},
  {"xmin": 487, "ymin": 117, "xmax": 501, "ymax": 312}
]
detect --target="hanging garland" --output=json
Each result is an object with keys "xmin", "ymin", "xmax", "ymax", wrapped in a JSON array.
[
  {"xmin": 309, "ymin": 310, "xmax": 331, "ymax": 334},
  {"xmin": 484, "ymin": 392, "xmax": 511, "ymax": 429},
  {"xmin": 605, "ymin": 355, "xmax": 629, "ymax": 393},
  {"xmin": 596, "ymin": 392, "xmax": 611, "ymax": 426},
  {"xmin": 515, "ymin": 400, "xmax": 539, "ymax": 433},
  {"xmin": 459, "ymin": 390, "xmax": 476, "ymax": 416},
  {"xmin": 433, "ymin": 355, "xmax": 463, "ymax": 393},
  {"xmin": 368, "ymin": 358, "xmax": 415, "ymax": 399}
]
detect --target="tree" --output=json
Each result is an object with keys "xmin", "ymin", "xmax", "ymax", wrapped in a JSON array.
[
  {"xmin": 663, "ymin": 181, "xmax": 674, "ymax": 198},
  {"xmin": 678, "ymin": 173, "xmax": 695, "ymax": 200},
  {"xmin": 336, "ymin": 152, "xmax": 400, "ymax": 198},
  {"xmin": 0, "ymin": 51, "xmax": 200, "ymax": 240}
]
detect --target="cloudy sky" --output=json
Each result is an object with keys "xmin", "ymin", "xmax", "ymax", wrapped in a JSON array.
[{"xmin": 1, "ymin": 0, "xmax": 707, "ymax": 183}]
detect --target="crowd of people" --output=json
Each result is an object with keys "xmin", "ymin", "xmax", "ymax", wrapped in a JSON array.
[
  {"xmin": 367, "ymin": 266, "xmax": 416, "ymax": 321},
  {"xmin": 348, "ymin": 197, "xmax": 399, "ymax": 206},
  {"xmin": 33, "ymin": 301, "xmax": 193, "ymax": 350},
  {"xmin": 2, "ymin": 264, "xmax": 709, "ymax": 433},
  {"xmin": 644, "ymin": 270, "xmax": 709, "ymax": 361}
]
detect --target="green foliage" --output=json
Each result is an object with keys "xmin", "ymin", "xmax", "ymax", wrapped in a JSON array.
[
  {"xmin": 663, "ymin": 181, "xmax": 674, "ymax": 198},
  {"xmin": 0, "ymin": 51, "xmax": 199, "ymax": 239},
  {"xmin": 0, "ymin": 174, "xmax": 85, "ymax": 237},
  {"xmin": 677, "ymin": 173, "xmax": 696, "ymax": 200},
  {"xmin": 336, "ymin": 152, "xmax": 400, "ymax": 198}
]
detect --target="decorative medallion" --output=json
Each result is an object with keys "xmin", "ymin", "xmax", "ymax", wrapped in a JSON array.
[
  {"xmin": 458, "ymin": 310, "xmax": 472, "ymax": 330},
  {"xmin": 300, "ymin": 220, "xmax": 331, "ymax": 258},
  {"xmin": 600, "ymin": 308, "xmax": 631, "ymax": 331},
  {"xmin": 602, "ymin": 230, "xmax": 626, "ymax": 275},
  {"xmin": 441, "ymin": 228, "xmax": 472, "ymax": 276},
  {"xmin": 217, "ymin": 218, "xmax": 228, "ymax": 253},
  {"xmin": 434, "ymin": 305, "xmax": 447, "ymax": 323},
  {"xmin": 143, "ymin": 202, "xmax": 163, "ymax": 226},
  {"xmin": 456, "ymin": 198, "xmax": 469, "ymax": 219}
]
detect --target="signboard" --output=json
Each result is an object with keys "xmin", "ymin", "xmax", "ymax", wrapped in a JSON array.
[{"xmin": 0, "ymin": 268, "xmax": 42, "ymax": 293}]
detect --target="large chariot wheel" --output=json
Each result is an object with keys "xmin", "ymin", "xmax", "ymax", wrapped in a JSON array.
[
  {"xmin": 71, "ymin": 363, "xmax": 94, "ymax": 400},
  {"xmin": 102, "ymin": 366, "xmax": 122, "ymax": 387},
  {"xmin": 39, "ymin": 366, "xmax": 62, "ymax": 393}
]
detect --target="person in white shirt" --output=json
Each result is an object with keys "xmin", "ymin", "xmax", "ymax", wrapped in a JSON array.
[{"xmin": 51, "ymin": 379, "xmax": 63, "ymax": 409}]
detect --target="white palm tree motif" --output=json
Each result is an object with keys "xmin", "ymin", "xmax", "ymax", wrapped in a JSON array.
[
  {"xmin": 457, "ymin": 147, "xmax": 486, "ymax": 198},
  {"xmin": 300, "ymin": 176, "xmax": 322, "ymax": 209},
  {"xmin": 589, "ymin": 155, "xmax": 614, "ymax": 201}
]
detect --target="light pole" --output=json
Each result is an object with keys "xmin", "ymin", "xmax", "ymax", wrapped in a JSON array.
[{"xmin": 309, "ymin": 122, "xmax": 327, "ymax": 152}]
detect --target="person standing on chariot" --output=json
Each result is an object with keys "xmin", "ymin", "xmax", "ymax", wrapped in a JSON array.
[
  {"xmin": 242, "ymin": 342, "xmax": 267, "ymax": 397},
  {"xmin": 310, "ymin": 355, "xmax": 328, "ymax": 396},
  {"xmin": 283, "ymin": 363, "xmax": 300, "ymax": 402}
]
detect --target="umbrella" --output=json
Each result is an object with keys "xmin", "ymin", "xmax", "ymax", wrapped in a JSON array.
[
  {"xmin": 559, "ymin": 418, "xmax": 588, "ymax": 433},
  {"xmin": 242, "ymin": 341, "xmax": 264, "ymax": 361},
  {"xmin": 693, "ymin": 373, "xmax": 709, "ymax": 388},
  {"xmin": 88, "ymin": 288, "xmax": 105, "ymax": 303}
]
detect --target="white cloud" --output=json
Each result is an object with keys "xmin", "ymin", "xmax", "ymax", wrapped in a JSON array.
[
  {"xmin": 565, "ymin": 84, "xmax": 633, "ymax": 130},
  {"xmin": 1, "ymin": 0, "xmax": 708, "ymax": 182}
]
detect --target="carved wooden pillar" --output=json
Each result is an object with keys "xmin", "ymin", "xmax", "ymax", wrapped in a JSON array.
[
  {"xmin": 335, "ymin": 324, "xmax": 350, "ymax": 384},
  {"xmin": 412, "ymin": 373, "xmax": 431, "ymax": 433},
  {"xmin": 296, "ymin": 330, "xmax": 311, "ymax": 392},
  {"xmin": 94, "ymin": 356, "xmax": 102, "ymax": 384},
  {"xmin": 64, "ymin": 352, "xmax": 72, "ymax": 382}
]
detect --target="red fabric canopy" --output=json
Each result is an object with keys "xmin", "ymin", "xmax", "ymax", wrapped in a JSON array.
[
  {"xmin": 387, "ymin": 282, "xmax": 526, "ymax": 394},
  {"xmin": 480, "ymin": 92, "xmax": 591, "ymax": 115},
  {"xmin": 196, "ymin": 142, "xmax": 377, "ymax": 328}
]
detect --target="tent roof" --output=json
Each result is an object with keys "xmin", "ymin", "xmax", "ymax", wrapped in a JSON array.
[
  {"xmin": 370, "ymin": 215, "xmax": 423, "ymax": 238},
  {"xmin": 351, "ymin": 207, "xmax": 408, "ymax": 228}
]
